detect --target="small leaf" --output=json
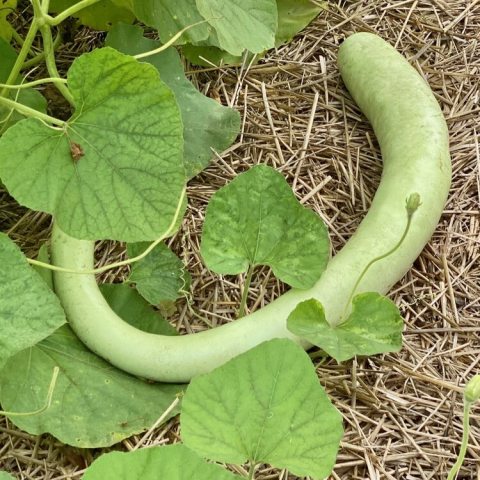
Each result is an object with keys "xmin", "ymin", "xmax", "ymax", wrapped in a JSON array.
[
  {"xmin": 0, "ymin": 233, "xmax": 66, "ymax": 368},
  {"xmin": 287, "ymin": 294, "xmax": 404, "ymax": 362},
  {"xmin": 0, "ymin": 0, "xmax": 16, "ymax": 41},
  {"xmin": 276, "ymin": 0, "xmax": 326, "ymax": 46},
  {"xmin": 49, "ymin": 0, "xmax": 134, "ymax": 30},
  {"xmin": 0, "ymin": 48, "xmax": 185, "ymax": 242},
  {"xmin": 105, "ymin": 23, "xmax": 240, "ymax": 178},
  {"xmin": 201, "ymin": 164, "xmax": 329, "ymax": 289},
  {"xmin": 127, "ymin": 242, "xmax": 190, "ymax": 305},
  {"xmin": 196, "ymin": 0, "xmax": 278, "ymax": 55},
  {"xmin": 82, "ymin": 444, "xmax": 241, "ymax": 480},
  {"xmin": 181, "ymin": 339, "xmax": 343, "ymax": 479},
  {"xmin": 0, "ymin": 472, "xmax": 14, "ymax": 480},
  {"xmin": 133, "ymin": 0, "xmax": 210, "ymax": 45},
  {"xmin": 0, "ymin": 326, "xmax": 183, "ymax": 447},
  {"xmin": 100, "ymin": 283, "xmax": 177, "ymax": 335}
]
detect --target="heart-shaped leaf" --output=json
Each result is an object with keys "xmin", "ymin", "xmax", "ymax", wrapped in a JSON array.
[
  {"xmin": 201, "ymin": 164, "xmax": 330, "ymax": 289},
  {"xmin": 287, "ymin": 294, "xmax": 404, "ymax": 362},
  {"xmin": 0, "ymin": 48, "xmax": 185, "ymax": 242},
  {"xmin": 181, "ymin": 339, "xmax": 343, "ymax": 479}
]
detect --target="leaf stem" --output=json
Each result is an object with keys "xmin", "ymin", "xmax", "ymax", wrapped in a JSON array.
[
  {"xmin": 238, "ymin": 264, "xmax": 255, "ymax": 318},
  {"xmin": 0, "ymin": 95, "xmax": 65, "ymax": 125},
  {"xmin": 47, "ymin": 0, "xmax": 103, "ymax": 26},
  {"xmin": 28, "ymin": 188, "xmax": 187, "ymax": 274},
  {"xmin": 446, "ymin": 400, "xmax": 472, "ymax": 480},
  {"xmin": 247, "ymin": 462, "xmax": 256, "ymax": 480},
  {"xmin": 39, "ymin": 24, "xmax": 74, "ymax": 105},
  {"xmin": 0, "ymin": 77, "xmax": 67, "ymax": 89},
  {"xmin": 0, "ymin": 367, "xmax": 59, "ymax": 417},
  {"xmin": 134, "ymin": 20, "xmax": 209, "ymax": 60}
]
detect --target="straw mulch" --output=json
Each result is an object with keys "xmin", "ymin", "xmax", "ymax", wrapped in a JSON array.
[{"xmin": 1, "ymin": 1, "xmax": 479, "ymax": 479}]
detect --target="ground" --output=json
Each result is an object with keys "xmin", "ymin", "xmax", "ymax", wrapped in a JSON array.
[{"xmin": 1, "ymin": 1, "xmax": 479, "ymax": 479}]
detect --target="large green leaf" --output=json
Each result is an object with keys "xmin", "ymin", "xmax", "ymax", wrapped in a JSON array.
[
  {"xmin": 287, "ymin": 294, "xmax": 404, "ymax": 362},
  {"xmin": 196, "ymin": 0, "xmax": 278, "ymax": 55},
  {"xmin": 49, "ymin": 0, "xmax": 134, "ymax": 30},
  {"xmin": 105, "ymin": 24, "xmax": 240, "ymax": 177},
  {"xmin": 0, "ymin": 48, "xmax": 185, "ymax": 242},
  {"xmin": 133, "ymin": 0, "xmax": 210, "ymax": 45},
  {"xmin": 0, "ymin": 38, "xmax": 47, "ymax": 134},
  {"xmin": 82, "ymin": 444, "xmax": 241, "ymax": 480},
  {"xmin": 201, "ymin": 165, "xmax": 329, "ymax": 289},
  {"xmin": 0, "ymin": 233, "xmax": 66, "ymax": 368},
  {"xmin": 181, "ymin": 339, "xmax": 343, "ymax": 479},
  {"xmin": 126, "ymin": 242, "xmax": 190, "ymax": 306},
  {"xmin": 0, "ymin": 0, "xmax": 16, "ymax": 41},
  {"xmin": 276, "ymin": 0, "xmax": 325, "ymax": 45},
  {"xmin": 100, "ymin": 283, "xmax": 177, "ymax": 335},
  {"xmin": 0, "ymin": 472, "xmax": 14, "ymax": 480},
  {"xmin": 0, "ymin": 326, "xmax": 183, "ymax": 447}
]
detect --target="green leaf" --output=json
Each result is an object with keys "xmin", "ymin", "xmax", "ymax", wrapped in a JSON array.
[
  {"xmin": 133, "ymin": 0, "xmax": 210, "ymax": 45},
  {"xmin": 0, "ymin": 326, "xmax": 183, "ymax": 447},
  {"xmin": 105, "ymin": 23, "xmax": 240, "ymax": 178},
  {"xmin": 32, "ymin": 243, "xmax": 54, "ymax": 290},
  {"xmin": 287, "ymin": 294, "xmax": 404, "ymax": 362},
  {"xmin": 49, "ymin": 0, "xmax": 134, "ymax": 30},
  {"xmin": 181, "ymin": 339, "xmax": 343, "ymax": 479},
  {"xmin": 0, "ymin": 48, "xmax": 185, "ymax": 242},
  {"xmin": 82, "ymin": 444, "xmax": 241, "ymax": 480},
  {"xmin": 0, "ymin": 38, "xmax": 47, "ymax": 133},
  {"xmin": 201, "ymin": 164, "xmax": 329, "ymax": 289},
  {"xmin": 276, "ymin": 0, "xmax": 325, "ymax": 46},
  {"xmin": 100, "ymin": 283, "xmax": 177, "ymax": 335},
  {"xmin": 0, "ymin": 472, "xmax": 14, "ymax": 480},
  {"xmin": 0, "ymin": 0, "xmax": 16, "ymax": 41},
  {"xmin": 0, "ymin": 233, "xmax": 66, "ymax": 368},
  {"xmin": 127, "ymin": 242, "xmax": 190, "ymax": 305},
  {"xmin": 196, "ymin": 0, "xmax": 278, "ymax": 55}
]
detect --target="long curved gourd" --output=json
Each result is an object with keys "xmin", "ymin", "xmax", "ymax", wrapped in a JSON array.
[{"xmin": 51, "ymin": 33, "xmax": 451, "ymax": 383}]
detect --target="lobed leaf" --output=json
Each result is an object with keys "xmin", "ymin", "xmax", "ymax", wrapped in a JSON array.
[
  {"xmin": 201, "ymin": 164, "xmax": 330, "ymax": 289},
  {"xmin": 181, "ymin": 338, "xmax": 343, "ymax": 479},
  {"xmin": 0, "ymin": 48, "xmax": 186, "ymax": 242},
  {"xmin": 0, "ymin": 326, "xmax": 183, "ymax": 447},
  {"xmin": 82, "ymin": 444, "xmax": 241, "ymax": 480},
  {"xmin": 0, "ymin": 233, "xmax": 66, "ymax": 369},
  {"xmin": 287, "ymin": 294, "xmax": 404, "ymax": 362},
  {"xmin": 105, "ymin": 23, "xmax": 240, "ymax": 178}
]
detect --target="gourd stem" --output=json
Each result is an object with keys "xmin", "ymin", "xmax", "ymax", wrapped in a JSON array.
[
  {"xmin": 342, "ymin": 211, "xmax": 412, "ymax": 319},
  {"xmin": 247, "ymin": 463, "xmax": 256, "ymax": 480},
  {"xmin": 238, "ymin": 264, "xmax": 255, "ymax": 318},
  {"xmin": 22, "ymin": 32, "xmax": 62, "ymax": 69},
  {"xmin": 446, "ymin": 400, "xmax": 472, "ymax": 480}
]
